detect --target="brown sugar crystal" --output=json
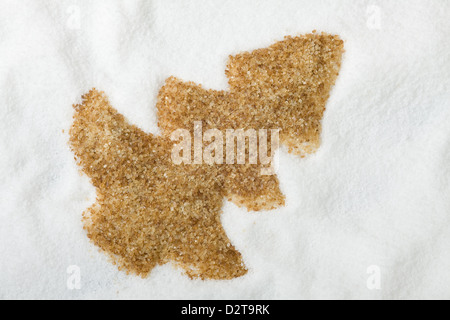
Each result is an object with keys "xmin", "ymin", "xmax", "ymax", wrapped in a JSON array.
[
  {"xmin": 226, "ymin": 33, "xmax": 344, "ymax": 156},
  {"xmin": 158, "ymin": 32, "xmax": 344, "ymax": 209},
  {"xmin": 69, "ymin": 32, "xmax": 344, "ymax": 280},
  {"xmin": 70, "ymin": 89, "xmax": 247, "ymax": 279}
]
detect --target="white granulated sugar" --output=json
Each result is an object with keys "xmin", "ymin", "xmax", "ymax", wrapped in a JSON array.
[{"xmin": 0, "ymin": 0, "xmax": 449, "ymax": 299}]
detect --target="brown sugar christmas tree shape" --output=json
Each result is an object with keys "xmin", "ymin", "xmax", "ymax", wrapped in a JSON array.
[{"xmin": 69, "ymin": 32, "xmax": 344, "ymax": 280}]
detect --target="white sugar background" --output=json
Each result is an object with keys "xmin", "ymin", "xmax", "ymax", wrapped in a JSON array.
[{"xmin": 0, "ymin": 0, "xmax": 449, "ymax": 299}]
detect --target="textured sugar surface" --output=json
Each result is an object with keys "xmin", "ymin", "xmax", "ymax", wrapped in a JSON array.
[
  {"xmin": 158, "ymin": 33, "xmax": 343, "ymax": 210},
  {"xmin": 70, "ymin": 33, "xmax": 343, "ymax": 280},
  {"xmin": 70, "ymin": 90, "xmax": 246, "ymax": 280},
  {"xmin": 0, "ymin": 0, "xmax": 449, "ymax": 299}
]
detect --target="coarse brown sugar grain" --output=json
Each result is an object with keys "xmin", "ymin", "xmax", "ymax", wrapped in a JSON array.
[
  {"xmin": 158, "ymin": 32, "xmax": 344, "ymax": 207},
  {"xmin": 69, "ymin": 32, "xmax": 344, "ymax": 280},
  {"xmin": 70, "ymin": 89, "xmax": 247, "ymax": 279},
  {"xmin": 157, "ymin": 77, "xmax": 285, "ymax": 212}
]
